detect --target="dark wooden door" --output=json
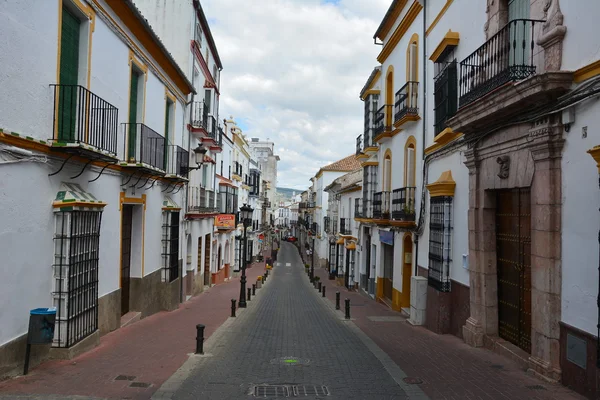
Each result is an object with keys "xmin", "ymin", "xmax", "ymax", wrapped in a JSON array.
[
  {"xmin": 204, "ymin": 235, "xmax": 211, "ymax": 285},
  {"xmin": 496, "ymin": 188, "xmax": 532, "ymax": 353},
  {"xmin": 128, "ymin": 70, "xmax": 139, "ymax": 160},
  {"xmin": 197, "ymin": 237, "xmax": 203, "ymax": 273},
  {"xmin": 383, "ymin": 244, "xmax": 394, "ymax": 300},
  {"xmin": 121, "ymin": 205, "xmax": 134, "ymax": 315}
]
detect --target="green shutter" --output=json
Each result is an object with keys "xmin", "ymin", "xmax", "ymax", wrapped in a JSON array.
[
  {"xmin": 164, "ymin": 100, "xmax": 171, "ymax": 169},
  {"xmin": 128, "ymin": 71, "xmax": 139, "ymax": 161},
  {"xmin": 58, "ymin": 7, "xmax": 81, "ymax": 142},
  {"xmin": 508, "ymin": 0, "xmax": 530, "ymax": 66}
]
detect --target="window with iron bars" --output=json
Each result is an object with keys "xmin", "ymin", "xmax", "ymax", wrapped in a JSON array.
[
  {"xmin": 428, "ymin": 196, "xmax": 453, "ymax": 292},
  {"xmin": 362, "ymin": 165, "xmax": 377, "ymax": 218},
  {"xmin": 329, "ymin": 242, "xmax": 336, "ymax": 273},
  {"xmin": 162, "ymin": 211, "xmax": 180, "ymax": 283},
  {"xmin": 337, "ymin": 243, "xmax": 345, "ymax": 277},
  {"xmin": 53, "ymin": 210, "xmax": 102, "ymax": 348}
]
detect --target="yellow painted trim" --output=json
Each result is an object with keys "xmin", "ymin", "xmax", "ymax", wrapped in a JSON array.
[
  {"xmin": 426, "ymin": 0, "xmax": 454, "ymax": 36},
  {"xmin": 129, "ymin": 50, "xmax": 148, "ymax": 123},
  {"xmin": 376, "ymin": 277, "xmax": 384, "ymax": 298},
  {"xmin": 425, "ymin": 128, "xmax": 463, "ymax": 155},
  {"xmin": 162, "ymin": 207, "xmax": 182, "ymax": 211},
  {"xmin": 391, "ymin": 288, "xmax": 402, "ymax": 311},
  {"xmin": 345, "ymin": 242, "xmax": 357, "ymax": 250},
  {"xmin": 374, "ymin": 131, "xmax": 392, "ymax": 143},
  {"xmin": 404, "ymin": 136, "xmax": 417, "ymax": 186},
  {"xmin": 587, "ymin": 145, "xmax": 600, "ymax": 173},
  {"xmin": 361, "ymin": 161, "xmax": 379, "ymax": 167},
  {"xmin": 360, "ymin": 89, "xmax": 381, "ymax": 101},
  {"xmin": 393, "ymin": 113, "xmax": 420, "ymax": 128},
  {"xmin": 339, "ymin": 186, "xmax": 362, "ymax": 194},
  {"xmin": 430, "ymin": 30, "xmax": 460, "ymax": 62},
  {"xmin": 377, "ymin": 1, "xmax": 423, "ymax": 64},
  {"xmin": 52, "ymin": 201, "xmax": 107, "ymax": 208},
  {"xmin": 384, "ymin": 148, "xmax": 392, "ymax": 160},
  {"xmin": 356, "ymin": 153, "xmax": 369, "ymax": 160},
  {"xmin": 336, "ymin": 237, "xmax": 345, "ymax": 245},
  {"xmin": 365, "ymin": 146, "xmax": 378, "ymax": 153},
  {"xmin": 574, "ymin": 59, "xmax": 600, "ymax": 83},
  {"xmin": 119, "ymin": 193, "xmax": 147, "ymax": 279},
  {"xmin": 385, "ymin": 65, "xmax": 394, "ymax": 126},
  {"xmin": 390, "ymin": 127, "xmax": 403, "ymax": 136},
  {"xmin": 426, "ymin": 170, "xmax": 456, "ymax": 197},
  {"xmin": 375, "ymin": 0, "xmax": 408, "ymax": 41},
  {"xmin": 406, "ymin": 33, "xmax": 419, "ymax": 82}
]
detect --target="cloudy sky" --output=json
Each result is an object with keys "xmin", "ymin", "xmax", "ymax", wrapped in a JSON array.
[{"xmin": 201, "ymin": 0, "xmax": 390, "ymax": 190}]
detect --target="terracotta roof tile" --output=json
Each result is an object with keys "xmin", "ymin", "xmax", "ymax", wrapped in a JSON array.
[{"xmin": 321, "ymin": 154, "xmax": 361, "ymax": 172}]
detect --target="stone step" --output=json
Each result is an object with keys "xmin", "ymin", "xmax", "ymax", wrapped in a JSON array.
[
  {"xmin": 120, "ymin": 311, "xmax": 141, "ymax": 328},
  {"xmin": 400, "ymin": 307, "xmax": 410, "ymax": 318}
]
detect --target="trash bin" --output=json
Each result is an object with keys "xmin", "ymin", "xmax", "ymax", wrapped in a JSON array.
[{"xmin": 28, "ymin": 307, "xmax": 56, "ymax": 344}]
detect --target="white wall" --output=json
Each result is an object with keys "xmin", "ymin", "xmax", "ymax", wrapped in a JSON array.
[
  {"xmin": 561, "ymin": 97, "xmax": 600, "ymax": 336},
  {"xmin": 560, "ymin": 0, "xmax": 600, "ymax": 71}
]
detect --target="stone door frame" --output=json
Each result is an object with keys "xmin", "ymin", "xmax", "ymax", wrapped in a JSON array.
[{"xmin": 462, "ymin": 115, "xmax": 564, "ymax": 381}]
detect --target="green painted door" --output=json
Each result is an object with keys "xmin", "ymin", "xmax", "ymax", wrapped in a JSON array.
[
  {"xmin": 128, "ymin": 71, "xmax": 139, "ymax": 161},
  {"xmin": 508, "ymin": 0, "xmax": 530, "ymax": 66},
  {"xmin": 164, "ymin": 100, "xmax": 171, "ymax": 169},
  {"xmin": 58, "ymin": 7, "xmax": 80, "ymax": 142}
]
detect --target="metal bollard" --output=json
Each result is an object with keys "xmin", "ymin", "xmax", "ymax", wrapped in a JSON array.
[
  {"xmin": 247, "ymin": 288, "xmax": 252, "ymax": 301},
  {"xmin": 231, "ymin": 299, "xmax": 236, "ymax": 317},
  {"xmin": 252, "ymin": 284, "xmax": 256, "ymax": 296},
  {"xmin": 345, "ymin": 298, "xmax": 351, "ymax": 319},
  {"xmin": 336, "ymin": 292, "xmax": 340, "ymax": 310},
  {"xmin": 195, "ymin": 324, "xmax": 205, "ymax": 354},
  {"xmin": 322, "ymin": 286, "xmax": 326, "ymax": 298},
  {"xmin": 318, "ymin": 282, "xmax": 322, "ymax": 292}
]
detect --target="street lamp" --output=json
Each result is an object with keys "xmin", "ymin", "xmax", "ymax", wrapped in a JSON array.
[
  {"xmin": 238, "ymin": 203, "xmax": 253, "ymax": 308},
  {"xmin": 183, "ymin": 144, "xmax": 207, "ymax": 174}
]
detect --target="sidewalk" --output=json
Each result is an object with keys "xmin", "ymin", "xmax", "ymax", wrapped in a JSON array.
[
  {"xmin": 0, "ymin": 253, "xmax": 269, "ymax": 400},
  {"xmin": 312, "ymin": 267, "xmax": 584, "ymax": 400}
]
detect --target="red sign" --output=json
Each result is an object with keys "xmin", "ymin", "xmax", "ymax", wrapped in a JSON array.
[
  {"xmin": 215, "ymin": 214, "xmax": 235, "ymax": 229},
  {"xmin": 258, "ymin": 234, "xmax": 265, "ymax": 240}
]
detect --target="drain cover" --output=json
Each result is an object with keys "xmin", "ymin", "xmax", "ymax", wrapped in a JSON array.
[
  {"xmin": 526, "ymin": 384, "xmax": 546, "ymax": 390},
  {"xmin": 293, "ymin": 385, "xmax": 330, "ymax": 396},
  {"xmin": 254, "ymin": 385, "xmax": 290, "ymax": 397},
  {"xmin": 115, "ymin": 375, "xmax": 136, "ymax": 381},
  {"xmin": 403, "ymin": 377, "xmax": 423, "ymax": 384},
  {"xmin": 129, "ymin": 382, "xmax": 152, "ymax": 388},
  {"xmin": 252, "ymin": 385, "xmax": 330, "ymax": 397},
  {"xmin": 270, "ymin": 356, "xmax": 310, "ymax": 366}
]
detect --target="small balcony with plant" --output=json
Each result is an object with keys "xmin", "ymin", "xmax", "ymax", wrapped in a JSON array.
[
  {"xmin": 391, "ymin": 187, "xmax": 416, "ymax": 222},
  {"xmin": 372, "ymin": 191, "xmax": 390, "ymax": 220}
]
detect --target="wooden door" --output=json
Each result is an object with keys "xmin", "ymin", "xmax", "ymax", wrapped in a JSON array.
[
  {"xmin": 58, "ymin": 7, "xmax": 80, "ymax": 142},
  {"xmin": 496, "ymin": 188, "xmax": 532, "ymax": 353},
  {"xmin": 120, "ymin": 205, "xmax": 133, "ymax": 315},
  {"xmin": 204, "ymin": 235, "xmax": 211, "ymax": 285},
  {"xmin": 197, "ymin": 237, "xmax": 203, "ymax": 273},
  {"xmin": 383, "ymin": 244, "xmax": 394, "ymax": 300}
]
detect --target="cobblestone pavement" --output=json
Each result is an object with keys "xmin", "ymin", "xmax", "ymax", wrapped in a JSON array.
[
  {"xmin": 312, "ymin": 268, "xmax": 585, "ymax": 400},
  {"xmin": 160, "ymin": 242, "xmax": 417, "ymax": 400},
  {"xmin": 0, "ymin": 254, "xmax": 268, "ymax": 400}
]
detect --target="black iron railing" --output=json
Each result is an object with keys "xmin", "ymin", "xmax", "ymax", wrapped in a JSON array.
[
  {"xmin": 373, "ymin": 191, "xmax": 390, "ymax": 219},
  {"xmin": 394, "ymin": 81, "xmax": 419, "ymax": 124},
  {"xmin": 50, "ymin": 84, "xmax": 119, "ymax": 155},
  {"xmin": 166, "ymin": 145, "xmax": 189, "ymax": 178},
  {"xmin": 356, "ymin": 134, "xmax": 363, "ymax": 155},
  {"xmin": 434, "ymin": 61, "xmax": 458, "ymax": 135},
  {"xmin": 391, "ymin": 187, "xmax": 416, "ymax": 221},
  {"xmin": 324, "ymin": 216, "xmax": 330, "ymax": 233},
  {"xmin": 188, "ymin": 186, "xmax": 218, "ymax": 213},
  {"xmin": 207, "ymin": 116, "xmax": 217, "ymax": 140},
  {"xmin": 192, "ymin": 100, "xmax": 209, "ymax": 129},
  {"xmin": 340, "ymin": 218, "xmax": 351, "ymax": 235},
  {"xmin": 122, "ymin": 123, "xmax": 166, "ymax": 170},
  {"xmin": 373, "ymin": 105, "xmax": 391, "ymax": 138},
  {"xmin": 459, "ymin": 19, "xmax": 544, "ymax": 107},
  {"xmin": 355, "ymin": 198, "xmax": 363, "ymax": 218}
]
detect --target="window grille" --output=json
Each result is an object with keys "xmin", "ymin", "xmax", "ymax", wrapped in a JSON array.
[
  {"xmin": 428, "ymin": 196, "xmax": 453, "ymax": 291},
  {"xmin": 329, "ymin": 243, "xmax": 336, "ymax": 272},
  {"xmin": 162, "ymin": 211, "xmax": 180, "ymax": 283},
  {"xmin": 337, "ymin": 244, "xmax": 344, "ymax": 277},
  {"xmin": 53, "ymin": 210, "xmax": 102, "ymax": 348},
  {"xmin": 348, "ymin": 250, "xmax": 355, "ymax": 289}
]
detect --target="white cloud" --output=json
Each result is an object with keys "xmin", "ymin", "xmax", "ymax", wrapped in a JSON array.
[{"xmin": 202, "ymin": 0, "xmax": 389, "ymax": 190}]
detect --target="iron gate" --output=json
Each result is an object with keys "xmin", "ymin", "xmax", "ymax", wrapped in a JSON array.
[{"xmin": 496, "ymin": 188, "xmax": 532, "ymax": 353}]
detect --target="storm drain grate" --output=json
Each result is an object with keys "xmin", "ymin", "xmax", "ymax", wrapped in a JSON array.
[
  {"xmin": 526, "ymin": 385, "xmax": 546, "ymax": 390},
  {"xmin": 252, "ymin": 385, "xmax": 330, "ymax": 397},
  {"xmin": 115, "ymin": 375, "xmax": 136, "ymax": 381}
]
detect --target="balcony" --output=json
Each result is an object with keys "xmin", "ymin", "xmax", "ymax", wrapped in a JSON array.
[
  {"xmin": 191, "ymin": 100, "xmax": 209, "ymax": 129},
  {"xmin": 188, "ymin": 187, "xmax": 217, "ymax": 215},
  {"xmin": 458, "ymin": 19, "xmax": 544, "ymax": 107},
  {"xmin": 372, "ymin": 105, "xmax": 391, "ymax": 138},
  {"xmin": 121, "ymin": 123, "xmax": 166, "ymax": 173},
  {"xmin": 434, "ymin": 61, "xmax": 458, "ymax": 135},
  {"xmin": 394, "ymin": 81, "xmax": 419, "ymax": 125},
  {"xmin": 190, "ymin": 101, "xmax": 220, "ymax": 149},
  {"xmin": 391, "ymin": 187, "xmax": 416, "ymax": 221},
  {"xmin": 355, "ymin": 198, "xmax": 363, "ymax": 219},
  {"xmin": 50, "ymin": 84, "xmax": 119, "ymax": 161},
  {"xmin": 356, "ymin": 134, "xmax": 363, "ymax": 155},
  {"xmin": 164, "ymin": 145, "xmax": 189, "ymax": 181},
  {"xmin": 373, "ymin": 191, "xmax": 390, "ymax": 220},
  {"xmin": 340, "ymin": 218, "xmax": 351, "ymax": 235}
]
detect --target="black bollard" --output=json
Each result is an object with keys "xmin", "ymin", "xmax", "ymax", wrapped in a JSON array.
[
  {"xmin": 231, "ymin": 299, "xmax": 236, "ymax": 317},
  {"xmin": 336, "ymin": 292, "xmax": 340, "ymax": 310},
  {"xmin": 318, "ymin": 282, "xmax": 322, "ymax": 293},
  {"xmin": 345, "ymin": 298, "xmax": 351, "ymax": 319},
  {"xmin": 195, "ymin": 324, "xmax": 205, "ymax": 354},
  {"xmin": 252, "ymin": 284, "xmax": 256, "ymax": 296},
  {"xmin": 322, "ymin": 286, "xmax": 326, "ymax": 298},
  {"xmin": 247, "ymin": 288, "xmax": 252, "ymax": 301}
]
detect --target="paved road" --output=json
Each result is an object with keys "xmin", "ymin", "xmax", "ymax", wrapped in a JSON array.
[{"xmin": 162, "ymin": 242, "xmax": 420, "ymax": 400}]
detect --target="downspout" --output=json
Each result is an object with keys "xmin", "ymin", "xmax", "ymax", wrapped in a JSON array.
[{"xmin": 415, "ymin": 0, "xmax": 427, "ymax": 276}]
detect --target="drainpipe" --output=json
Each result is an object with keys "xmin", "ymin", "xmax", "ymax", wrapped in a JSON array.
[{"xmin": 415, "ymin": 0, "xmax": 427, "ymax": 276}]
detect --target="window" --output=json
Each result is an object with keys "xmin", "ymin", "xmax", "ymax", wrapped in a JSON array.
[
  {"xmin": 434, "ymin": 56, "xmax": 458, "ymax": 135},
  {"xmin": 195, "ymin": 23, "xmax": 202, "ymax": 48},
  {"xmin": 428, "ymin": 196, "xmax": 453, "ymax": 292},
  {"xmin": 164, "ymin": 98, "xmax": 174, "ymax": 169},
  {"xmin": 53, "ymin": 210, "xmax": 102, "ymax": 348},
  {"xmin": 162, "ymin": 211, "xmax": 180, "ymax": 283}
]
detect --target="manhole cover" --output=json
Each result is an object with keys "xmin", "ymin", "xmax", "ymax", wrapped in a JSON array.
[
  {"xmin": 526, "ymin": 385, "xmax": 546, "ymax": 390},
  {"xmin": 403, "ymin": 377, "xmax": 423, "ymax": 384},
  {"xmin": 270, "ymin": 356, "xmax": 310, "ymax": 366},
  {"xmin": 251, "ymin": 385, "xmax": 330, "ymax": 397}
]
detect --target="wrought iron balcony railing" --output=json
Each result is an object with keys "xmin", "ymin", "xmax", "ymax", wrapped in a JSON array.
[
  {"xmin": 122, "ymin": 123, "xmax": 165, "ymax": 170},
  {"xmin": 340, "ymin": 218, "xmax": 351, "ymax": 235},
  {"xmin": 356, "ymin": 134, "xmax": 363, "ymax": 155},
  {"xmin": 50, "ymin": 84, "xmax": 119, "ymax": 156},
  {"xmin": 192, "ymin": 100, "xmax": 209, "ymax": 129},
  {"xmin": 394, "ymin": 81, "xmax": 419, "ymax": 124},
  {"xmin": 355, "ymin": 198, "xmax": 363, "ymax": 218},
  {"xmin": 188, "ymin": 187, "xmax": 218, "ymax": 213},
  {"xmin": 165, "ymin": 145, "xmax": 189, "ymax": 178},
  {"xmin": 373, "ymin": 191, "xmax": 390, "ymax": 219},
  {"xmin": 373, "ymin": 105, "xmax": 392, "ymax": 138},
  {"xmin": 459, "ymin": 19, "xmax": 544, "ymax": 107},
  {"xmin": 391, "ymin": 187, "xmax": 416, "ymax": 221},
  {"xmin": 434, "ymin": 60, "xmax": 458, "ymax": 135}
]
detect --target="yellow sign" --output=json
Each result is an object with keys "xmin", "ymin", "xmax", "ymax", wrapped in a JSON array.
[{"xmin": 215, "ymin": 214, "xmax": 235, "ymax": 229}]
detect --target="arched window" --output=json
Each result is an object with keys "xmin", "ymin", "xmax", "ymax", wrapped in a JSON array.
[
  {"xmin": 384, "ymin": 149, "xmax": 392, "ymax": 192},
  {"xmin": 404, "ymin": 136, "xmax": 417, "ymax": 188},
  {"xmin": 385, "ymin": 65, "xmax": 394, "ymax": 127},
  {"xmin": 406, "ymin": 34, "xmax": 419, "ymax": 110}
]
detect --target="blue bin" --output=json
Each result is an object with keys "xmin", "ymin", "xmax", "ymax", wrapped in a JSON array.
[{"xmin": 28, "ymin": 307, "xmax": 56, "ymax": 345}]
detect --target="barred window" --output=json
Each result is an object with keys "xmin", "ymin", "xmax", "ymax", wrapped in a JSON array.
[
  {"xmin": 53, "ymin": 210, "xmax": 102, "ymax": 348},
  {"xmin": 328, "ymin": 243, "xmax": 336, "ymax": 271},
  {"xmin": 428, "ymin": 196, "xmax": 453, "ymax": 292},
  {"xmin": 348, "ymin": 250, "xmax": 355, "ymax": 288},
  {"xmin": 162, "ymin": 211, "xmax": 180, "ymax": 283},
  {"xmin": 337, "ymin": 244, "xmax": 345, "ymax": 277}
]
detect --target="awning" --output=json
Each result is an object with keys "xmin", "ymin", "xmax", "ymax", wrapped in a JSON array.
[
  {"xmin": 336, "ymin": 237, "xmax": 345, "ymax": 245},
  {"xmin": 162, "ymin": 196, "xmax": 181, "ymax": 211},
  {"xmin": 53, "ymin": 182, "xmax": 106, "ymax": 212}
]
